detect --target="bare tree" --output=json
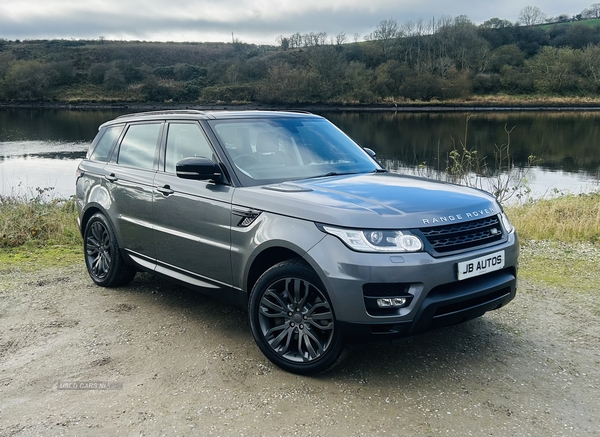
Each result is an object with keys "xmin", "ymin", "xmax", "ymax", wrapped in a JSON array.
[
  {"xmin": 288, "ymin": 33, "xmax": 302, "ymax": 49},
  {"xmin": 435, "ymin": 15, "xmax": 454, "ymax": 31},
  {"xmin": 335, "ymin": 32, "xmax": 348, "ymax": 46},
  {"xmin": 582, "ymin": 3, "xmax": 600, "ymax": 18},
  {"xmin": 397, "ymin": 18, "xmax": 432, "ymax": 73},
  {"xmin": 366, "ymin": 18, "xmax": 400, "ymax": 55},
  {"xmin": 300, "ymin": 32, "xmax": 328, "ymax": 47},
  {"xmin": 373, "ymin": 18, "xmax": 400, "ymax": 40},
  {"xmin": 519, "ymin": 6, "xmax": 547, "ymax": 26},
  {"xmin": 315, "ymin": 32, "xmax": 328, "ymax": 46}
]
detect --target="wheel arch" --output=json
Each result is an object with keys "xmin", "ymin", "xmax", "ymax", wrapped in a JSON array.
[
  {"xmin": 245, "ymin": 246, "xmax": 306, "ymax": 298},
  {"xmin": 82, "ymin": 205, "xmax": 138, "ymax": 271},
  {"xmin": 80, "ymin": 203, "xmax": 111, "ymax": 237},
  {"xmin": 80, "ymin": 205, "xmax": 102, "ymax": 236}
]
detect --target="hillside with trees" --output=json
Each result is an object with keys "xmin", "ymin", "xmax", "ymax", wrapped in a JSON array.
[{"xmin": 2, "ymin": 4, "xmax": 600, "ymax": 105}]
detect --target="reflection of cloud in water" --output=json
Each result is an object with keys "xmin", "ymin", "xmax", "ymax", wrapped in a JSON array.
[
  {"xmin": 0, "ymin": 156, "xmax": 81, "ymax": 199},
  {"xmin": 524, "ymin": 167, "xmax": 599, "ymax": 199},
  {"xmin": 0, "ymin": 140, "xmax": 88, "ymax": 198},
  {"xmin": 388, "ymin": 165, "xmax": 599, "ymax": 203},
  {"xmin": 0, "ymin": 140, "xmax": 88, "ymax": 158}
]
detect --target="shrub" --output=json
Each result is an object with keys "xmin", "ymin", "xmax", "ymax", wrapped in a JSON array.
[
  {"xmin": 399, "ymin": 73, "xmax": 443, "ymax": 101},
  {"xmin": 103, "ymin": 67, "xmax": 127, "ymax": 91},
  {"xmin": 141, "ymin": 77, "xmax": 173, "ymax": 101},
  {"xmin": 201, "ymin": 84, "xmax": 257, "ymax": 102},
  {"xmin": 0, "ymin": 188, "xmax": 80, "ymax": 248},
  {"xmin": 472, "ymin": 73, "xmax": 502, "ymax": 94}
]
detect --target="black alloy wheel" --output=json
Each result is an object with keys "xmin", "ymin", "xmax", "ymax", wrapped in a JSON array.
[
  {"xmin": 83, "ymin": 213, "xmax": 135, "ymax": 287},
  {"xmin": 249, "ymin": 259, "xmax": 344, "ymax": 375}
]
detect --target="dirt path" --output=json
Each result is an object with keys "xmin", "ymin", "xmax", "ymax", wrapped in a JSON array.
[{"xmin": 0, "ymin": 260, "xmax": 599, "ymax": 436}]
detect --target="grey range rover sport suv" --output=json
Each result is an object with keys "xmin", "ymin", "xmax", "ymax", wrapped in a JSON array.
[{"xmin": 76, "ymin": 110, "xmax": 518, "ymax": 375}]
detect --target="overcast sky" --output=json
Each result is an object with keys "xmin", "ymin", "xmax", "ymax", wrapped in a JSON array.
[{"xmin": 0, "ymin": 0, "xmax": 595, "ymax": 45}]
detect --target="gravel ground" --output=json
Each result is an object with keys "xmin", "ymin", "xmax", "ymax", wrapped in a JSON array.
[{"xmin": 0, "ymin": 250, "xmax": 599, "ymax": 437}]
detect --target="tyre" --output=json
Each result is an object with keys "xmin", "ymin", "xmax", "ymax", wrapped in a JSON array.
[
  {"xmin": 249, "ymin": 259, "xmax": 344, "ymax": 375},
  {"xmin": 83, "ymin": 212, "xmax": 136, "ymax": 287}
]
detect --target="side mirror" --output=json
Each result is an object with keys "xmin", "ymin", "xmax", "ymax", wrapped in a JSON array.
[
  {"xmin": 363, "ymin": 147, "xmax": 385, "ymax": 168},
  {"xmin": 176, "ymin": 157, "xmax": 222, "ymax": 181},
  {"xmin": 364, "ymin": 147, "xmax": 377, "ymax": 159}
]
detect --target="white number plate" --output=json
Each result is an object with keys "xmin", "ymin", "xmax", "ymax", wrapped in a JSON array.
[{"xmin": 457, "ymin": 250, "xmax": 505, "ymax": 280}]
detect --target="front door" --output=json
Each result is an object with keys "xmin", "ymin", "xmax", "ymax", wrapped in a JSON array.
[{"xmin": 152, "ymin": 121, "xmax": 234, "ymax": 288}]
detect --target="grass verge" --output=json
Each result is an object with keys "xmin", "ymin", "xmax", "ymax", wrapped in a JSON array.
[
  {"xmin": 0, "ymin": 190, "xmax": 83, "ymax": 272},
  {"xmin": 517, "ymin": 240, "xmax": 600, "ymax": 293},
  {"xmin": 505, "ymin": 193, "xmax": 600, "ymax": 293},
  {"xmin": 505, "ymin": 193, "xmax": 600, "ymax": 244},
  {"xmin": 0, "ymin": 245, "xmax": 82, "ymax": 273},
  {"xmin": 1, "ymin": 190, "xmax": 599, "ymax": 294}
]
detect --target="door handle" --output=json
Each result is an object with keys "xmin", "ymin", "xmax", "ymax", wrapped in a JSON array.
[
  {"xmin": 104, "ymin": 173, "xmax": 118, "ymax": 182},
  {"xmin": 157, "ymin": 185, "xmax": 174, "ymax": 196}
]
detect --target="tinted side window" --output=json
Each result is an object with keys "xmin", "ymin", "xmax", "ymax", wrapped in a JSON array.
[
  {"xmin": 90, "ymin": 125, "xmax": 123, "ymax": 162},
  {"xmin": 165, "ymin": 123, "xmax": 213, "ymax": 173},
  {"xmin": 117, "ymin": 123, "xmax": 162, "ymax": 170}
]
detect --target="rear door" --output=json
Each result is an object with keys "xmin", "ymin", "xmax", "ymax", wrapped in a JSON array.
[{"xmin": 103, "ymin": 121, "xmax": 163, "ymax": 262}]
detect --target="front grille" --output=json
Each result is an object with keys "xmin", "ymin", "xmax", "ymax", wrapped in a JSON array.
[{"xmin": 417, "ymin": 215, "xmax": 504, "ymax": 255}]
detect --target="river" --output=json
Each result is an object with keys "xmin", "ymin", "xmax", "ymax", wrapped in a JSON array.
[{"xmin": 0, "ymin": 108, "xmax": 598, "ymax": 201}]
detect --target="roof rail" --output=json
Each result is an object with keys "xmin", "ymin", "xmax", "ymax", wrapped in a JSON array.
[
  {"xmin": 115, "ymin": 109, "xmax": 206, "ymax": 119},
  {"xmin": 285, "ymin": 110, "xmax": 313, "ymax": 114}
]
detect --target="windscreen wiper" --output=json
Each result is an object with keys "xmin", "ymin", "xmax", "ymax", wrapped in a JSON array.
[{"xmin": 309, "ymin": 171, "xmax": 359, "ymax": 179}]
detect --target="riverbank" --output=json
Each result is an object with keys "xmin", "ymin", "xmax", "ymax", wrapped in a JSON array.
[{"xmin": 5, "ymin": 95, "xmax": 600, "ymax": 112}]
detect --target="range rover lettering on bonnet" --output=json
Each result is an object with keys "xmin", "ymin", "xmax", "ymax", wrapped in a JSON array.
[{"xmin": 421, "ymin": 207, "xmax": 497, "ymax": 225}]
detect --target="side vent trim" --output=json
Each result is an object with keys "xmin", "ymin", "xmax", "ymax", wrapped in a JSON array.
[{"xmin": 232, "ymin": 208, "xmax": 262, "ymax": 227}]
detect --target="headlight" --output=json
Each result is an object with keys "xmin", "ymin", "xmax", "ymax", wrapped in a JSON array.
[
  {"xmin": 500, "ymin": 212, "xmax": 514, "ymax": 234},
  {"xmin": 322, "ymin": 226, "xmax": 423, "ymax": 252}
]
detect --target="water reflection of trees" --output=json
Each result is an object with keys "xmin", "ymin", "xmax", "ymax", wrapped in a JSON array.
[
  {"xmin": 0, "ymin": 108, "xmax": 126, "ymax": 142},
  {"xmin": 324, "ymin": 111, "xmax": 600, "ymax": 175}
]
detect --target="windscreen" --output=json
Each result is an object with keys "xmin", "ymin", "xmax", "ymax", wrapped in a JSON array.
[{"xmin": 208, "ymin": 117, "xmax": 380, "ymax": 186}]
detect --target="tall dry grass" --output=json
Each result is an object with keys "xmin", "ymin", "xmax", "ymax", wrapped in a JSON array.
[
  {"xmin": 2, "ymin": 186, "xmax": 598, "ymax": 249},
  {"xmin": 506, "ymin": 193, "xmax": 600, "ymax": 243},
  {"xmin": 0, "ymin": 188, "xmax": 81, "ymax": 248}
]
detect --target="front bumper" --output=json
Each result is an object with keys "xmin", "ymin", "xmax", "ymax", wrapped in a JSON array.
[{"xmin": 304, "ymin": 232, "xmax": 518, "ymax": 343}]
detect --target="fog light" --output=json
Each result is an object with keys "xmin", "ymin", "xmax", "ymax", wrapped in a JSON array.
[
  {"xmin": 376, "ymin": 297, "xmax": 407, "ymax": 308},
  {"xmin": 393, "ymin": 297, "xmax": 407, "ymax": 306}
]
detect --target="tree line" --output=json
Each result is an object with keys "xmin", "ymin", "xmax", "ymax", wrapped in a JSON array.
[{"xmin": 2, "ymin": 4, "xmax": 600, "ymax": 105}]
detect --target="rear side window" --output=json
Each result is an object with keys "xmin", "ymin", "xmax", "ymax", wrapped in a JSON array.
[
  {"xmin": 90, "ymin": 125, "xmax": 123, "ymax": 162},
  {"xmin": 117, "ymin": 123, "xmax": 162, "ymax": 170}
]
